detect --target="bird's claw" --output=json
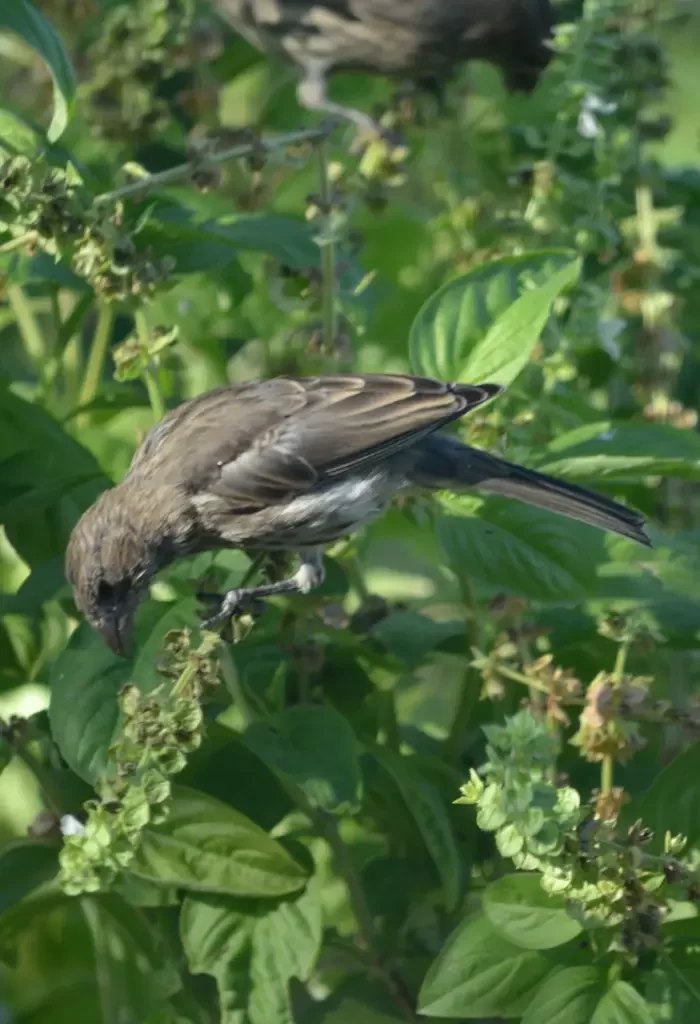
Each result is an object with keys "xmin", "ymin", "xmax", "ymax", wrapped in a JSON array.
[{"xmin": 199, "ymin": 589, "xmax": 266, "ymax": 628}]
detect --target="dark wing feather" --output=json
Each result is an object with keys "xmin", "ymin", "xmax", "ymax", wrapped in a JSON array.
[{"xmin": 128, "ymin": 374, "xmax": 501, "ymax": 511}]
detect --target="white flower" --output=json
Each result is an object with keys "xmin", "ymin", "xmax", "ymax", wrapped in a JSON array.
[
  {"xmin": 578, "ymin": 93, "xmax": 617, "ymax": 139},
  {"xmin": 60, "ymin": 814, "xmax": 86, "ymax": 837}
]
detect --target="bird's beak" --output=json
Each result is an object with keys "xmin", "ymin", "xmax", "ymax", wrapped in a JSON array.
[{"xmin": 99, "ymin": 612, "xmax": 133, "ymax": 658}]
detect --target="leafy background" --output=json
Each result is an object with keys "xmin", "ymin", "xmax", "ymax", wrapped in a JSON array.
[{"xmin": 1, "ymin": 0, "xmax": 700, "ymax": 1022}]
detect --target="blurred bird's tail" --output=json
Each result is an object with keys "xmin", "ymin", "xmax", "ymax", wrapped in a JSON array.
[{"xmin": 412, "ymin": 436, "xmax": 650, "ymax": 547}]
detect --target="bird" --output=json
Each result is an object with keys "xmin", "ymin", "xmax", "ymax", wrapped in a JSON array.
[
  {"xmin": 66, "ymin": 374, "xmax": 649, "ymax": 656},
  {"xmin": 212, "ymin": 0, "xmax": 554, "ymax": 135}
]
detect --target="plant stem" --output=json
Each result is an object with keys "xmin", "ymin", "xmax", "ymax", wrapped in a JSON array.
[
  {"xmin": 318, "ymin": 814, "xmax": 418, "ymax": 1022},
  {"xmin": 135, "ymin": 309, "xmax": 165, "ymax": 421},
  {"xmin": 7, "ymin": 284, "xmax": 45, "ymax": 371},
  {"xmin": 444, "ymin": 574, "xmax": 480, "ymax": 761},
  {"xmin": 379, "ymin": 690, "xmax": 401, "ymax": 753},
  {"xmin": 218, "ymin": 643, "xmax": 257, "ymax": 728},
  {"xmin": 317, "ymin": 138, "xmax": 337, "ymax": 352},
  {"xmin": 601, "ymin": 637, "xmax": 632, "ymax": 798},
  {"xmin": 79, "ymin": 303, "xmax": 114, "ymax": 408},
  {"xmin": 96, "ymin": 127, "xmax": 330, "ymax": 205}
]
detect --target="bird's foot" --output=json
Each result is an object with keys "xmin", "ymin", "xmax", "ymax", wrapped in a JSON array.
[{"xmin": 198, "ymin": 589, "xmax": 266, "ymax": 628}]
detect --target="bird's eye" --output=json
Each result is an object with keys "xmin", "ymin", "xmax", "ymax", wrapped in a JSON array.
[{"xmin": 97, "ymin": 580, "xmax": 115, "ymax": 603}]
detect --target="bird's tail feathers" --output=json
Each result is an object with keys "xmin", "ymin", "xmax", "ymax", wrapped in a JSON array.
[{"xmin": 413, "ymin": 437, "xmax": 650, "ymax": 547}]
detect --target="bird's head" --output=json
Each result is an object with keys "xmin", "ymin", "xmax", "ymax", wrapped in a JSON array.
[{"xmin": 65, "ymin": 488, "xmax": 160, "ymax": 656}]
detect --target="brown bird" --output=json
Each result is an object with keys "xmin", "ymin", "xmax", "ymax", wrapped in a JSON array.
[
  {"xmin": 66, "ymin": 374, "xmax": 648, "ymax": 656},
  {"xmin": 213, "ymin": 0, "xmax": 554, "ymax": 134}
]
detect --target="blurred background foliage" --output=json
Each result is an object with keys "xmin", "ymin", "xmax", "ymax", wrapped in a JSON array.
[{"xmin": 1, "ymin": 0, "xmax": 700, "ymax": 1022}]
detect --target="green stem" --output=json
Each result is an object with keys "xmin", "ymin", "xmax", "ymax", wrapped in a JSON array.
[
  {"xmin": 601, "ymin": 638, "xmax": 632, "ymax": 798},
  {"xmin": 135, "ymin": 310, "xmax": 165, "ymax": 422},
  {"xmin": 79, "ymin": 303, "xmax": 114, "ymax": 408},
  {"xmin": 96, "ymin": 127, "xmax": 330, "ymax": 205},
  {"xmin": 316, "ymin": 812, "xmax": 417, "ymax": 1022},
  {"xmin": 444, "ymin": 575, "xmax": 480, "ymax": 761},
  {"xmin": 379, "ymin": 690, "xmax": 401, "ymax": 753},
  {"xmin": 7, "ymin": 285, "xmax": 45, "ymax": 371},
  {"xmin": 317, "ymin": 138, "xmax": 337, "ymax": 352},
  {"xmin": 218, "ymin": 644, "xmax": 257, "ymax": 728}
]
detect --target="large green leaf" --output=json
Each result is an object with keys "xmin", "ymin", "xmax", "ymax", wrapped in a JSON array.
[
  {"xmin": 538, "ymin": 421, "xmax": 700, "ymax": 481},
  {"xmin": 520, "ymin": 967, "xmax": 608, "ymax": 1024},
  {"xmin": 0, "ymin": 385, "xmax": 109, "ymax": 567},
  {"xmin": 131, "ymin": 786, "xmax": 309, "ymax": 897},
  {"xmin": 0, "ymin": 892, "xmax": 180, "ymax": 1024},
  {"xmin": 483, "ymin": 874, "xmax": 583, "ymax": 950},
  {"xmin": 0, "ymin": 840, "xmax": 59, "ymax": 915},
  {"xmin": 592, "ymin": 981, "xmax": 654, "ymax": 1024},
  {"xmin": 0, "ymin": 107, "xmax": 43, "ymax": 156},
  {"xmin": 244, "ymin": 705, "xmax": 362, "ymax": 815},
  {"xmin": 437, "ymin": 495, "xmax": 605, "ymax": 602},
  {"xmin": 409, "ymin": 250, "xmax": 578, "ymax": 384},
  {"xmin": 181, "ymin": 881, "xmax": 322, "ymax": 1024},
  {"xmin": 628, "ymin": 741, "xmax": 700, "ymax": 849},
  {"xmin": 49, "ymin": 599, "xmax": 202, "ymax": 783},
  {"xmin": 372, "ymin": 749, "xmax": 462, "ymax": 912},
  {"xmin": 418, "ymin": 912, "xmax": 554, "ymax": 1018},
  {"xmin": 0, "ymin": 0, "xmax": 75, "ymax": 141}
]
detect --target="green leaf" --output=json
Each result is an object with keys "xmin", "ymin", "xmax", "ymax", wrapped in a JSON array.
[
  {"xmin": 538, "ymin": 421, "xmax": 700, "ymax": 481},
  {"xmin": 418, "ymin": 912, "xmax": 554, "ymax": 1017},
  {"xmin": 181, "ymin": 881, "xmax": 322, "ymax": 1024},
  {"xmin": 521, "ymin": 967, "xmax": 607, "ymax": 1024},
  {"xmin": 0, "ymin": 0, "xmax": 76, "ymax": 141},
  {"xmin": 409, "ymin": 249, "xmax": 578, "ymax": 384},
  {"xmin": 151, "ymin": 207, "xmax": 321, "ymax": 270},
  {"xmin": 0, "ymin": 892, "xmax": 180, "ymax": 1024},
  {"xmin": 438, "ymin": 495, "xmax": 605, "ymax": 601},
  {"xmin": 244, "ymin": 705, "xmax": 362, "ymax": 815},
  {"xmin": 0, "ymin": 840, "xmax": 59, "ymax": 915},
  {"xmin": 131, "ymin": 786, "xmax": 309, "ymax": 896},
  {"xmin": 592, "ymin": 981, "xmax": 654, "ymax": 1024},
  {"xmin": 49, "ymin": 600, "xmax": 202, "ymax": 783},
  {"xmin": 0, "ymin": 385, "xmax": 108, "ymax": 568},
  {"xmin": 0, "ymin": 107, "xmax": 43, "ymax": 155},
  {"xmin": 372, "ymin": 749, "xmax": 463, "ymax": 911},
  {"xmin": 629, "ymin": 741, "xmax": 700, "ymax": 849},
  {"xmin": 484, "ymin": 874, "xmax": 583, "ymax": 950}
]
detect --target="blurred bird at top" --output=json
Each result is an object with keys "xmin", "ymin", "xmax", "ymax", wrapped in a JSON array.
[{"xmin": 212, "ymin": 0, "xmax": 554, "ymax": 134}]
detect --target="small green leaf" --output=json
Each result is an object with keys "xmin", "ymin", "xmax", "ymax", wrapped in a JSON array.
[
  {"xmin": 495, "ymin": 824, "xmax": 524, "ymax": 858},
  {"xmin": 244, "ymin": 705, "xmax": 362, "ymax": 815},
  {"xmin": 0, "ymin": 0, "xmax": 76, "ymax": 141},
  {"xmin": 418, "ymin": 912, "xmax": 555, "ymax": 1018},
  {"xmin": 131, "ymin": 786, "xmax": 309, "ymax": 896},
  {"xmin": 409, "ymin": 249, "xmax": 578, "ymax": 384},
  {"xmin": 0, "ymin": 107, "xmax": 43, "ymax": 156},
  {"xmin": 484, "ymin": 874, "xmax": 583, "ymax": 950},
  {"xmin": 372, "ymin": 749, "xmax": 463, "ymax": 911}
]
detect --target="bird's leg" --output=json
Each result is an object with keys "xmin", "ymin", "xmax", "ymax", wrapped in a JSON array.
[
  {"xmin": 201, "ymin": 549, "xmax": 325, "ymax": 627},
  {"xmin": 297, "ymin": 58, "xmax": 380, "ymax": 139}
]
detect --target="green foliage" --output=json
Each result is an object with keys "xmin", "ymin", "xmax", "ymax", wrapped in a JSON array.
[{"xmin": 1, "ymin": 0, "xmax": 700, "ymax": 1022}]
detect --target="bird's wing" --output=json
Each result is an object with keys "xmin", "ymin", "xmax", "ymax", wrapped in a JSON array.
[{"xmin": 138, "ymin": 375, "xmax": 500, "ymax": 511}]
